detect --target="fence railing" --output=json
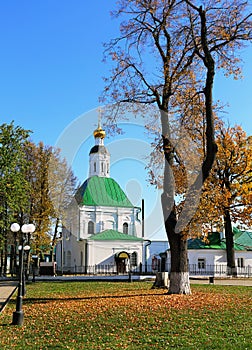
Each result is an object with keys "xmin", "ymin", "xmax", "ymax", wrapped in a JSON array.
[
  {"xmin": 53, "ymin": 263, "xmax": 252, "ymax": 278},
  {"xmin": 188, "ymin": 264, "xmax": 252, "ymax": 277}
]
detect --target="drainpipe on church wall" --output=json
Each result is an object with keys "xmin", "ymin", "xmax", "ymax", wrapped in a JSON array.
[
  {"xmin": 142, "ymin": 198, "xmax": 151, "ymax": 272},
  {"xmin": 142, "ymin": 199, "xmax": 145, "ymax": 238}
]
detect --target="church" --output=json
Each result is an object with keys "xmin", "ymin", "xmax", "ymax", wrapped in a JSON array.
[{"xmin": 56, "ymin": 124, "xmax": 147, "ymax": 274}]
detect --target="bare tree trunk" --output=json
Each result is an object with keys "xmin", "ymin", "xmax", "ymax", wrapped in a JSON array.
[
  {"xmin": 0, "ymin": 249, "xmax": 3, "ymax": 276},
  {"xmin": 224, "ymin": 209, "xmax": 236, "ymax": 276},
  {"xmin": 3, "ymin": 236, "xmax": 8, "ymax": 276},
  {"xmin": 161, "ymin": 102, "xmax": 191, "ymax": 294}
]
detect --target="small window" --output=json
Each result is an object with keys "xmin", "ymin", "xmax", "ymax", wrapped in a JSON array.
[
  {"xmin": 94, "ymin": 162, "xmax": 96, "ymax": 172},
  {"xmin": 238, "ymin": 257, "xmax": 244, "ymax": 268},
  {"xmin": 131, "ymin": 252, "xmax": 137, "ymax": 266},
  {"xmin": 88, "ymin": 221, "xmax": 94, "ymax": 234},
  {"xmin": 101, "ymin": 162, "xmax": 104, "ymax": 172},
  {"xmin": 123, "ymin": 222, "xmax": 128, "ymax": 234},
  {"xmin": 107, "ymin": 163, "xmax": 109, "ymax": 174},
  {"xmin": 66, "ymin": 251, "xmax": 71, "ymax": 267},
  {"xmin": 198, "ymin": 258, "xmax": 205, "ymax": 269}
]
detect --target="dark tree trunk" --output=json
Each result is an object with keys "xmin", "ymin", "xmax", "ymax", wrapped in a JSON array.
[
  {"xmin": 0, "ymin": 249, "xmax": 3, "ymax": 276},
  {"xmin": 224, "ymin": 209, "xmax": 236, "ymax": 276},
  {"xmin": 3, "ymin": 237, "xmax": 8, "ymax": 276},
  {"xmin": 160, "ymin": 100, "xmax": 191, "ymax": 294},
  {"xmin": 167, "ymin": 231, "xmax": 190, "ymax": 294},
  {"xmin": 162, "ymin": 194, "xmax": 191, "ymax": 294}
]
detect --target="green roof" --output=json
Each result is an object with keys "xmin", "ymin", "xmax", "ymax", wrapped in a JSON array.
[
  {"xmin": 188, "ymin": 230, "xmax": 252, "ymax": 251},
  {"xmin": 75, "ymin": 176, "xmax": 134, "ymax": 208},
  {"xmin": 89, "ymin": 229, "xmax": 144, "ymax": 241},
  {"xmin": 233, "ymin": 227, "xmax": 252, "ymax": 250}
]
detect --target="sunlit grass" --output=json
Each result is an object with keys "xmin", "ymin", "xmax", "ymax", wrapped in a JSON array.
[{"xmin": 0, "ymin": 282, "xmax": 251, "ymax": 349}]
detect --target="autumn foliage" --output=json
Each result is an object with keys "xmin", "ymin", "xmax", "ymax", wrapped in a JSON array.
[
  {"xmin": 102, "ymin": 0, "xmax": 252, "ymax": 294},
  {"xmin": 0, "ymin": 281, "xmax": 251, "ymax": 349}
]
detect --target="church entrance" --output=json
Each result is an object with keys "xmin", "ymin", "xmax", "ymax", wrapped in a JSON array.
[{"xmin": 115, "ymin": 251, "xmax": 130, "ymax": 274}]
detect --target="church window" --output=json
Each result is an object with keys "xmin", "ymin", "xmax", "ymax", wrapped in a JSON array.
[
  {"xmin": 94, "ymin": 162, "xmax": 96, "ymax": 172},
  {"xmin": 88, "ymin": 221, "xmax": 94, "ymax": 234},
  {"xmin": 130, "ymin": 252, "xmax": 137, "ymax": 266},
  {"xmin": 123, "ymin": 222, "xmax": 129, "ymax": 234},
  {"xmin": 66, "ymin": 251, "xmax": 71, "ymax": 267},
  {"xmin": 101, "ymin": 162, "xmax": 104, "ymax": 172},
  {"xmin": 107, "ymin": 163, "xmax": 109, "ymax": 173}
]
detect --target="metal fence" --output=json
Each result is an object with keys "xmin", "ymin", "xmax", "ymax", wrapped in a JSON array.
[
  {"xmin": 54, "ymin": 263, "xmax": 252, "ymax": 278},
  {"xmin": 188, "ymin": 264, "xmax": 252, "ymax": 277}
]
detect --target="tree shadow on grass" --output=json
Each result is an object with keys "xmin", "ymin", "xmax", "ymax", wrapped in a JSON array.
[{"xmin": 22, "ymin": 291, "xmax": 166, "ymax": 305}]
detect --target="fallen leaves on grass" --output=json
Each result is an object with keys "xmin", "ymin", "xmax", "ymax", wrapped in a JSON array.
[{"xmin": 0, "ymin": 283, "xmax": 251, "ymax": 349}]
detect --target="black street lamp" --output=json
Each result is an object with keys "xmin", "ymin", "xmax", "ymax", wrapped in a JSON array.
[{"xmin": 10, "ymin": 223, "xmax": 35, "ymax": 326}]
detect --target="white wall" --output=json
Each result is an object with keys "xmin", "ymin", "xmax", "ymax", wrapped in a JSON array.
[
  {"xmin": 79, "ymin": 205, "xmax": 142, "ymax": 239},
  {"xmin": 87, "ymin": 240, "xmax": 144, "ymax": 267}
]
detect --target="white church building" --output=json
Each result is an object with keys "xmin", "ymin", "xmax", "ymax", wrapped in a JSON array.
[{"xmin": 56, "ymin": 124, "xmax": 148, "ymax": 274}]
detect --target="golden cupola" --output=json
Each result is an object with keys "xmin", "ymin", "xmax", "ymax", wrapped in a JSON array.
[
  {"xmin": 93, "ymin": 124, "xmax": 106, "ymax": 139},
  {"xmin": 89, "ymin": 122, "xmax": 110, "ymax": 178}
]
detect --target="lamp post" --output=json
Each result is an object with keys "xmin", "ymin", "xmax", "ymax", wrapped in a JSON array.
[{"xmin": 10, "ymin": 223, "xmax": 35, "ymax": 326}]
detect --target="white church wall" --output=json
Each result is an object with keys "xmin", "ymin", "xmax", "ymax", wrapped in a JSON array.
[
  {"xmin": 87, "ymin": 240, "xmax": 144, "ymax": 267},
  {"xmin": 55, "ymin": 232, "xmax": 85, "ymax": 271},
  {"xmin": 78, "ymin": 205, "xmax": 142, "ymax": 239}
]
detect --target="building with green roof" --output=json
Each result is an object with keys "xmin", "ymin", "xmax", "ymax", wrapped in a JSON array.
[
  {"xmin": 56, "ymin": 124, "xmax": 146, "ymax": 274},
  {"xmin": 75, "ymin": 176, "xmax": 135, "ymax": 208},
  {"xmin": 179, "ymin": 229, "xmax": 252, "ymax": 276}
]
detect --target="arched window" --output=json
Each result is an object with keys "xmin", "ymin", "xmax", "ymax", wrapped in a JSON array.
[
  {"xmin": 130, "ymin": 252, "xmax": 137, "ymax": 266},
  {"xmin": 123, "ymin": 222, "xmax": 128, "ymax": 234},
  {"xmin": 94, "ymin": 162, "xmax": 96, "ymax": 173},
  {"xmin": 88, "ymin": 221, "xmax": 94, "ymax": 234},
  {"xmin": 66, "ymin": 251, "xmax": 71, "ymax": 267}
]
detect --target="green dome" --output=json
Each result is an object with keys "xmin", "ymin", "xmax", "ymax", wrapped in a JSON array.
[{"xmin": 75, "ymin": 176, "xmax": 134, "ymax": 208}]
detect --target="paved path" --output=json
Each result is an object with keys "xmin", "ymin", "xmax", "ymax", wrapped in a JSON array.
[
  {"xmin": 189, "ymin": 276, "xmax": 252, "ymax": 286},
  {"xmin": 35, "ymin": 274, "xmax": 252, "ymax": 285},
  {"xmin": 0, "ymin": 280, "xmax": 17, "ymax": 312}
]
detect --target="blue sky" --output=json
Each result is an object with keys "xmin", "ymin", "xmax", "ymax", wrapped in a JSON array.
[{"xmin": 0, "ymin": 1, "xmax": 251, "ymax": 239}]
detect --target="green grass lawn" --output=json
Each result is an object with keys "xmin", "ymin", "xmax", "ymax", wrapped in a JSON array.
[{"xmin": 0, "ymin": 281, "xmax": 251, "ymax": 349}]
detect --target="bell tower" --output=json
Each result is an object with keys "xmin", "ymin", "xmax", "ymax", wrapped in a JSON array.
[{"xmin": 89, "ymin": 123, "xmax": 110, "ymax": 178}]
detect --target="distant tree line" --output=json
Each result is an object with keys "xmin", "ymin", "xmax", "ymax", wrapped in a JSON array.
[{"xmin": 0, "ymin": 121, "xmax": 77, "ymax": 276}]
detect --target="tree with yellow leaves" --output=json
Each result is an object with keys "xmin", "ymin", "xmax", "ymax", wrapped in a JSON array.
[
  {"xmin": 205, "ymin": 124, "xmax": 252, "ymax": 274},
  {"xmin": 102, "ymin": 0, "xmax": 251, "ymax": 294},
  {"xmin": 189, "ymin": 122, "xmax": 252, "ymax": 275}
]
